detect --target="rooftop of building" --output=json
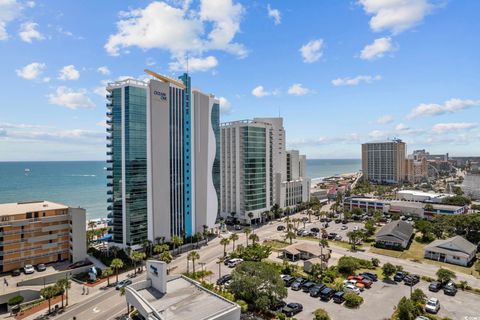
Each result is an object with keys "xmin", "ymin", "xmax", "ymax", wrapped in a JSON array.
[
  {"xmin": 136, "ymin": 275, "xmax": 238, "ymax": 320},
  {"xmin": 0, "ymin": 200, "xmax": 69, "ymax": 216},
  {"xmin": 397, "ymin": 190, "xmax": 451, "ymax": 198},
  {"xmin": 425, "ymin": 236, "xmax": 477, "ymax": 257},
  {"xmin": 389, "ymin": 201, "xmax": 464, "ymax": 210},
  {"xmin": 363, "ymin": 138, "xmax": 404, "ymax": 144}
]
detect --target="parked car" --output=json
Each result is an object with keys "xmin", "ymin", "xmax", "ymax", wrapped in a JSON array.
[
  {"xmin": 216, "ymin": 274, "xmax": 232, "ymax": 285},
  {"xmin": 320, "ymin": 287, "xmax": 336, "ymax": 301},
  {"xmin": 309, "ymin": 284, "xmax": 326, "ymax": 297},
  {"xmin": 310, "ymin": 227, "xmax": 320, "ymax": 233},
  {"xmin": 291, "ymin": 278, "xmax": 307, "ymax": 291},
  {"xmin": 333, "ymin": 291, "xmax": 345, "ymax": 303},
  {"xmin": 269, "ymin": 299, "xmax": 286, "ymax": 312},
  {"xmin": 353, "ymin": 226, "xmax": 359, "ymax": 231},
  {"xmin": 341, "ymin": 225, "xmax": 348, "ymax": 230},
  {"xmin": 415, "ymin": 317, "xmax": 430, "ymax": 320},
  {"xmin": 36, "ymin": 264, "xmax": 46, "ymax": 272},
  {"xmin": 425, "ymin": 297, "xmax": 440, "ymax": 314},
  {"xmin": 343, "ymin": 283, "xmax": 361, "ymax": 295},
  {"xmin": 296, "ymin": 229, "xmax": 306, "ymax": 236},
  {"xmin": 335, "ymin": 235, "xmax": 342, "ymax": 241},
  {"xmin": 224, "ymin": 258, "xmax": 232, "ymax": 266},
  {"xmin": 428, "ymin": 281, "xmax": 442, "ymax": 292},
  {"xmin": 327, "ymin": 233, "xmax": 337, "ymax": 240},
  {"xmin": 301, "ymin": 281, "xmax": 316, "ymax": 292},
  {"xmin": 394, "ymin": 271, "xmax": 407, "ymax": 282},
  {"xmin": 348, "ymin": 276, "xmax": 372, "ymax": 288},
  {"xmin": 227, "ymin": 258, "xmax": 243, "ymax": 268},
  {"xmin": 12, "ymin": 269, "xmax": 21, "ymax": 277},
  {"xmin": 282, "ymin": 303, "xmax": 303, "ymax": 317},
  {"xmin": 116, "ymin": 279, "xmax": 132, "ymax": 290},
  {"xmin": 342, "ymin": 220, "xmax": 348, "ymax": 224},
  {"xmin": 335, "ymin": 219, "xmax": 342, "ymax": 224},
  {"xmin": 277, "ymin": 225, "xmax": 285, "ymax": 231},
  {"xmin": 282, "ymin": 275, "xmax": 296, "ymax": 287},
  {"xmin": 23, "ymin": 264, "xmax": 35, "ymax": 274},
  {"xmin": 234, "ymin": 225, "xmax": 242, "ymax": 230},
  {"xmin": 443, "ymin": 282, "xmax": 457, "ymax": 296},
  {"xmin": 404, "ymin": 275, "xmax": 420, "ymax": 286},
  {"xmin": 360, "ymin": 272, "xmax": 378, "ymax": 282}
]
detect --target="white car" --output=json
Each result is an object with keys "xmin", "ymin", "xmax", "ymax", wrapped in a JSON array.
[
  {"xmin": 227, "ymin": 258, "xmax": 243, "ymax": 268},
  {"xmin": 343, "ymin": 283, "xmax": 360, "ymax": 295},
  {"xmin": 341, "ymin": 225, "xmax": 348, "ymax": 230},
  {"xmin": 23, "ymin": 264, "xmax": 35, "ymax": 274},
  {"xmin": 425, "ymin": 297, "xmax": 440, "ymax": 314},
  {"xmin": 353, "ymin": 226, "xmax": 359, "ymax": 231}
]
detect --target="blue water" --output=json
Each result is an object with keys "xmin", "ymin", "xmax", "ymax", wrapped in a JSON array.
[{"xmin": 0, "ymin": 159, "xmax": 361, "ymax": 220}]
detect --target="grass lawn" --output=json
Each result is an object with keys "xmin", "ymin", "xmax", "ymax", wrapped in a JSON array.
[
  {"xmin": 370, "ymin": 240, "xmax": 480, "ymax": 279},
  {"xmin": 263, "ymin": 239, "xmax": 289, "ymax": 251},
  {"xmin": 299, "ymin": 235, "xmax": 364, "ymax": 250}
]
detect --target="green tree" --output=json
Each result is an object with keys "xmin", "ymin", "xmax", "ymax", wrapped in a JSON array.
[
  {"xmin": 56, "ymin": 278, "xmax": 70, "ymax": 307},
  {"xmin": 172, "ymin": 235, "xmax": 184, "ymax": 255},
  {"xmin": 382, "ymin": 263, "xmax": 396, "ymax": 279},
  {"xmin": 410, "ymin": 288, "xmax": 426, "ymax": 305},
  {"xmin": 364, "ymin": 220, "xmax": 376, "ymax": 237},
  {"xmin": 111, "ymin": 258, "xmax": 124, "ymax": 284},
  {"xmin": 230, "ymin": 233, "xmax": 239, "ymax": 251},
  {"xmin": 220, "ymin": 237, "xmax": 230, "ymax": 257},
  {"xmin": 436, "ymin": 268, "xmax": 456, "ymax": 284},
  {"xmin": 284, "ymin": 230, "xmax": 296, "ymax": 245},
  {"xmin": 119, "ymin": 287, "xmax": 130, "ymax": 315},
  {"xmin": 7, "ymin": 295, "xmax": 24, "ymax": 312},
  {"xmin": 415, "ymin": 220, "xmax": 433, "ymax": 242},
  {"xmin": 371, "ymin": 257, "xmax": 380, "ymax": 267},
  {"xmin": 313, "ymin": 308, "xmax": 331, "ymax": 320},
  {"xmin": 397, "ymin": 296, "xmax": 416, "ymax": 320},
  {"xmin": 343, "ymin": 292, "xmax": 363, "ymax": 308},
  {"xmin": 153, "ymin": 244, "xmax": 169, "ymax": 255},
  {"xmin": 337, "ymin": 256, "xmax": 359, "ymax": 275},
  {"xmin": 236, "ymin": 244, "xmax": 271, "ymax": 262},
  {"xmin": 229, "ymin": 261, "xmax": 287, "ymax": 312},
  {"xmin": 187, "ymin": 251, "xmax": 200, "ymax": 274},
  {"xmin": 244, "ymin": 227, "xmax": 252, "ymax": 246},
  {"xmin": 346, "ymin": 230, "xmax": 361, "ymax": 250},
  {"xmin": 159, "ymin": 251, "xmax": 173, "ymax": 264},
  {"xmin": 249, "ymin": 233, "xmax": 259, "ymax": 245},
  {"xmin": 40, "ymin": 285, "xmax": 58, "ymax": 314},
  {"xmin": 103, "ymin": 267, "xmax": 113, "ymax": 286},
  {"xmin": 130, "ymin": 251, "xmax": 146, "ymax": 275}
]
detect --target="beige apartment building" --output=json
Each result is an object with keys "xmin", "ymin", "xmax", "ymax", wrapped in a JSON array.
[
  {"xmin": 0, "ymin": 201, "xmax": 87, "ymax": 273},
  {"xmin": 362, "ymin": 139, "xmax": 406, "ymax": 184}
]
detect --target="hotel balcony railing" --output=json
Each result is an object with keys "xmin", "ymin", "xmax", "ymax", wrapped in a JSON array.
[
  {"xmin": 107, "ymin": 151, "xmax": 113, "ymax": 156},
  {"xmin": 107, "ymin": 190, "xmax": 113, "ymax": 195},
  {"xmin": 106, "ymin": 93, "xmax": 112, "ymax": 99},
  {"xmin": 106, "ymin": 135, "xmax": 113, "ymax": 140},
  {"xmin": 106, "ymin": 167, "xmax": 113, "ymax": 171},
  {"xmin": 106, "ymin": 159, "xmax": 113, "ymax": 164},
  {"xmin": 106, "ymin": 127, "xmax": 113, "ymax": 133},
  {"xmin": 107, "ymin": 103, "xmax": 113, "ymax": 108},
  {"xmin": 106, "ymin": 112, "xmax": 113, "ymax": 117},
  {"xmin": 106, "ymin": 143, "xmax": 113, "ymax": 148},
  {"xmin": 107, "ymin": 198, "xmax": 113, "ymax": 203},
  {"xmin": 106, "ymin": 119, "xmax": 112, "ymax": 125},
  {"xmin": 107, "ymin": 213, "xmax": 113, "ymax": 219},
  {"xmin": 107, "ymin": 175, "xmax": 113, "ymax": 179},
  {"xmin": 107, "ymin": 205, "xmax": 113, "ymax": 211},
  {"xmin": 107, "ymin": 183, "xmax": 114, "ymax": 188}
]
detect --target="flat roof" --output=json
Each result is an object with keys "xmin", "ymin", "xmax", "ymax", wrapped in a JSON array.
[
  {"xmin": 397, "ymin": 190, "xmax": 450, "ymax": 198},
  {"xmin": 138, "ymin": 276, "xmax": 238, "ymax": 320},
  {"xmin": 389, "ymin": 201, "xmax": 463, "ymax": 210},
  {"xmin": 0, "ymin": 201, "xmax": 68, "ymax": 216}
]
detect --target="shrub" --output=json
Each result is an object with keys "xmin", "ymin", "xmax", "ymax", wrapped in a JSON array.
[
  {"xmin": 421, "ymin": 276, "xmax": 434, "ymax": 282},
  {"xmin": 313, "ymin": 308, "xmax": 331, "ymax": 320},
  {"xmin": 337, "ymin": 256, "xmax": 372, "ymax": 275},
  {"xmin": 343, "ymin": 292, "xmax": 364, "ymax": 308},
  {"xmin": 371, "ymin": 258, "xmax": 380, "ymax": 267},
  {"xmin": 7, "ymin": 295, "xmax": 24, "ymax": 306},
  {"xmin": 236, "ymin": 300, "xmax": 248, "ymax": 313}
]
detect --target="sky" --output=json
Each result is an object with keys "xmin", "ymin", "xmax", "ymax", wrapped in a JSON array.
[{"xmin": 0, "ymin": 0, "xmax": 479, "ymax": 161}]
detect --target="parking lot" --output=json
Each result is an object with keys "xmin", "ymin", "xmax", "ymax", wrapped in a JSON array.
[
  {"xmin": 290, "ymin": 218, "xmax": 365, "ymax": 242},
  {"xmin": 284, "ymin": 279, "xmax": 480, "ymax": 320}
]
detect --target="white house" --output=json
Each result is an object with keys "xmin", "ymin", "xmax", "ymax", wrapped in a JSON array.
[{"xmin": 424, "ymin": 236, "xmax": 477, "ymax": 267}]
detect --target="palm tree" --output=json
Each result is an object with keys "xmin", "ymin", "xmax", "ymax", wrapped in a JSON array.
[
  {"xmin": 154, "ymin": 244, "xmax": 169, "ymax": 255},
  {"xmin": 318, "ymin": 238, "xmax": 329, "ymax": 273},
  {"xmin": 247, "ymin": 212, "xmax": 254, "ymax": 225},
  {"xmin": 130, "ymin": 251, "xmax": 146, "ymax": 275},
  {"xmin": 172, "ymin": 235, "xmax": 183, "ymax": 255},
  {"xmin": 109, "ymin": 245, "xmax": 120, "ymax": 258},
  {"xmin": 142, "ymin": 239, "xmax": 152, "ymax": 257},
  {"xmin": 203, "ymin": 224, "xmax": 209, "ymax": 243},
  {"xmin": 110, "ymin": 258, "xmax": 124, "ymax": 283},
  {"xmin": 103, "ymin": 267, "xmax": 113, "ymax": 286},
  {"xmin": 216, "ymin": 257, "xmax": 225, "ymax": 279},
  {"xmin": 229, "ymin": 233, "xmax": 239, "ymax": 251},
  {"xmin": 220, "ymin": 237, "xmax": 230, "ymax": 257},
  {"xmin": 188, "ymin": 251, "xmax": 200, "ymax": 274},
  {"xmin": 249, "ymin": 233, "xmax": 259, "ymax": 245},
  {"xmin": 119, "ymin": 287, "xmax": 129, "ymax": 315},
  {"xmin": 244, "ymin": 227, "xmax": 252, "ymax": 246},
  {"xmin": 56, "ymin": 278, "xmax": 71, "ymax": 307},
  {"xmin": 186, "ymin": 252, "xmax": 191, "ymax": 273},
  {"xmin": 285, "ymin": 230, "xmax": 296, "ymax": 245},
  {"xmin": 40, "ymin": 285, "xmax": 57, "ymax": 314},
  {"xmin": 159, "ymin": 251, "xmax": 173, "ymax": 266}
]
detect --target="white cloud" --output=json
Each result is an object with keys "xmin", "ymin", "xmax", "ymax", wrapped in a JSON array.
[
  {"xmin": 407, "ymin": 98, "xmax": 480, "ymax": 119},
  {"xmin": 300, "ymin": 39, "xmax": 324, "ymax": 63},
  {"xmin": 18, "ymin": 21, "xmax": 43, "ymax": 42},
  {"xmin": 395, "ymin": 123, "xmax": 409, "ymax": 131},
  {"xmin": 105, "ymin": 0, "xmax": 247, "ymax": 68},
  {"xmin": 58, "ymin": 65, "xmax": 80, "ymax": 80},
  {"xmin": 376, "ymin": 115, "xmax": 393, "ymax": 124},
  {"xmin": 368, "ymin": 130, "xmax": 385, "ymax": 138},
  {"xmin": 218, "ymin": 97, "xmax": 231, "ymax": 114},
  {"xmin": 48, "ymin": 86, "xmax": 95, "ymax": 110},
  {"xmin": 332, "ymin": 75, "xmax": 381, "ymax": 86},
  {"xmin": 15, "ymin": 62, "xmax": 46, "ymax": 80},
  {"xmin": 169, "ymin": 55, "xmax": 218, "ymax": 72},
  {"xmin": 267, "ymin": 4, "xmax": 281, "ymax": 25},
  {"xmin": 432, "ymin": 123, "xmax": 477, "ymax": 134},
  {"xmin": 357, "ymin": 0, "xmax": 434, "ymax": 34},
  {"xmin": 251, "ymin": 85, "xmax": 278, "ymax": 98},
  {"xmin": 0, "ymin": 0, "xmax": 23, "ymax": 40},
  {"xmin": 360, "ymin": 37, "xmax": 394, "ymax": 60},
  {"xmin": 287, "ymin": 83, "xmax": 310, "ymax": 96},
  {"xmin": 97, "ymin": 66, "xmax": 110, "ymax": 75}
]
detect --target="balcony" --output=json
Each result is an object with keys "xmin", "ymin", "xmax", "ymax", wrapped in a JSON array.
[
  {"xmin": 107, "ymin": 198, "xmax": 113, "ymax": 203},
  {"xmin": 107, "ymin": 175, "xmax": 113, "ymax": 179},
  {"xmin": 106, "ymin": 143, "xmax": 112, "ymax": 148},
  {"xmin": 106, "ymin": 167, "xmax": 113, "ymax": 171},
  {"xmin": 107, "ymin": 151, "xmax": 113, "ymax": 156},
  {"xmin": 107, "ymin": 213, "xmax": 113, "ymax": 219},
  {"xmin": 107, "ymin": 190, "xmax": 113, "ymax": 195},
  {"xmin": 107, "ymin": 205, "xmax": 113, "ymax": 211},
  {"xmin": 106, "ymin": 93, "xmax": 112, "ymax": 99},
  {"xmin": 106, "ymin": 112, "xmax": 113, "ymax": 117},
  {"xmin": 106, "ymin": 159, "xmax": 113, "ymax": 163},
  {"xmin": 106, "ymin": 119, "xmax": 112, "ymax": 125},
  {"xmin": 106, "ymin": 127, "xmax": 113, "ymax": 133},
  {"xmin": 106, "ymin": 135, "xmax": 113, "ymax": 140},
  {"xmin": 107, "ymin": 103, "xmax": 113, "ymax": 108},
  {"xmin": 107, "ymin": 183, "xmax": 113, "ymax": 187}
]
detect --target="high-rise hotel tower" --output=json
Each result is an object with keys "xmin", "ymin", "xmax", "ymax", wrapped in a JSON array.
[{"xmin": 106, "ymin": 70, "xmax": 220, "ymax": 247}]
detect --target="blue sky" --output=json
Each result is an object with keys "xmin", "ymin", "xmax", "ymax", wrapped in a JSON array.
[{"xmin": 0, "ymin": 0, "xmax": 479, "ymax": 161}]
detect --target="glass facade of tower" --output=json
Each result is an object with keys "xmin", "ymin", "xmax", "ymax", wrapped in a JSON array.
[
  {"xmin": 242, "ymin": 126, "xmax": 267, "ymax": 211},
  {"xmin": 124, "ymin": 86, "xmax": 148, "ymax": 246},
  {"xmin": 111, "ymin": 88, "xmax": 123, "ymax": 243},
  {"xmin": 212, "ymin": 102, "xmax": 221, "ymax": 216}
]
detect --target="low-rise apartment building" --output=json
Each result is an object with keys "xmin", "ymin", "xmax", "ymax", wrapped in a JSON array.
[{"xmin": 0, "ymin": 201, "xmax": 87, "ymax": 272}]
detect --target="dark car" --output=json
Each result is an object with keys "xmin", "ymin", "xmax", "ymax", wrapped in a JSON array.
[
  {"xmin": 342, "ymin": 220, "xmax": 348, "ymax": 224},
  {"xmin": 360, "ymin": 272, "xmax": 378, "ymax": 282},
  {"xmin": 269, "ymin": 299, "xmax": 286, "ymax": 312},
  {"xmin": 115, "ymin": 279, "xmax": 132, "ymax": 290},
  {"xmin": 302, "ymin": 281, "xmax": 316, "ymax": 292},
  {"xmin": 394, "ymin": 271, "xmax": 407, "ymax": 282},
  {"xmin": 291, "ymin": 278, "xmax": 307, "ymax": 291},
  {"xmin": 443, "ymin": 282, "xmax": 457, "ymax": 296},
  {"xmin": 36, "ymin": 264, "xmax": 46, "ymax": 272},
  {"xmin": 309, "ymin": 284, "xmax": 326, "ymax": 297},
  {"xmin": 428, "ymin": 281, "xmax": 442, "ymax": 292},
  {"xmin": 404, "ymin": 275, "xmax": 420, "ymax": 286},
  {"xmin": 335, "ymin": 219, "xmax": 342, "ymax": 224},
  {"xmin": 12, "ymin": 269, "xmax": 21, "ymax": 277},
  {"xmin": 327, "ymin": 233, "xmax": 337, "ymax": 240},
  {"xmin": 282, "ymin": 275, "xmax": 295, "ymax": 287},
  {"xmin": 333, "ymin": 291, "xmax": 345, "ymax": 303},
  {"xmin": 277, "ymin": 225, "xmax": 285, "ymax": 231},
  {"xmin": 216, "ymin": 274, "xmax": 232, "ymax": 285},
  {"xmin": 320, "ymin": 287, "xmax": 336, "ymax": 301},
  {"xmin": 320, "ymin": 218, "xmax": 326, "ymax": 222},
  {"xmin": 310, "ymin": 227, "xmax": 320, "ymax": 233},
  {"xmin": 282, "ymin": 303, "xmax": 303, "ymax": 317}
]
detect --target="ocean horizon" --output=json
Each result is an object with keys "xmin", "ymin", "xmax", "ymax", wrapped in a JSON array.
[{"xmin": 0, "ymin": 159, "xmax": 361, "ymax": 220}]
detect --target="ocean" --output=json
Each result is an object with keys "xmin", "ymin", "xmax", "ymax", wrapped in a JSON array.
[{"xmin": 0, "ymin": 159, "xmax": 361, "ymax": 220}]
